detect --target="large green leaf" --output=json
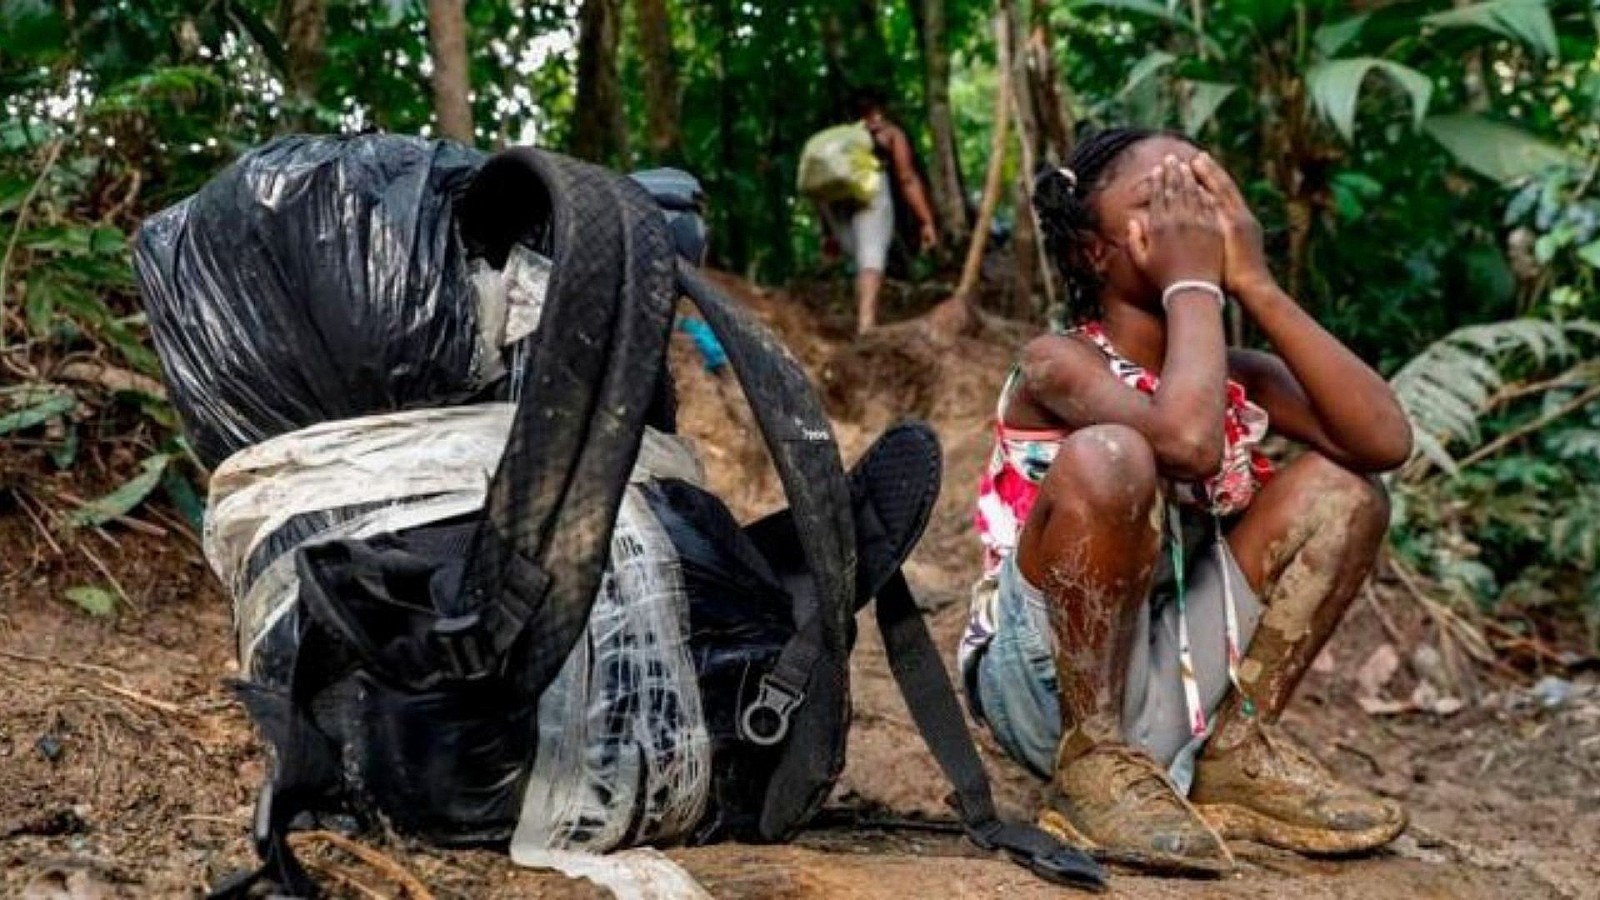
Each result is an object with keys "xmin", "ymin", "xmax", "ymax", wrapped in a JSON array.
[
  {"xmin": 71, "ymin": 454, "xmax": 170, "ymax": 527},
  {"xmin": 1180, "ymin": 81, "xmax": 1236, "ymax": 137},
  {"xmin": 1423, "ymin": 0, "xmax": 1558, "ymax": 59},
  {"xmin": 1307, "ymin": 58, "xmax": 1432, "ymax": 142},
  {"xmin": 1423, "ymin": 115, "xmax": 1575, "ymax": 183}
]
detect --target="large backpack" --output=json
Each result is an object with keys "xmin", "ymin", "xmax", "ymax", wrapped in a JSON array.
[{"xmin": 132, "ymin": 135, "xmax": 1104, "ymax": 896}]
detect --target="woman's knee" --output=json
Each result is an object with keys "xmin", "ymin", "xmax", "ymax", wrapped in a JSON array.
[
  {"xmin": 1297, "ymin": 452, "xmax": 1391, "ymax": 534},
  {"xmin": 1042, "ymin": 424, "xmax": 1159, "ymax": 511}
]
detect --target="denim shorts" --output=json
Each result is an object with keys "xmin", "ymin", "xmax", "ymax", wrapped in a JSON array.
[{"xmin": 971, "ymin": 537, "xmax": 1262, "ymax": 793}]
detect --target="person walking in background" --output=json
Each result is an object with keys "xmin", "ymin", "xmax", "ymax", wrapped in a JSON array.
[{"xmin": 808, "ymin": 87, "xmax": 938, "ymax": 335}]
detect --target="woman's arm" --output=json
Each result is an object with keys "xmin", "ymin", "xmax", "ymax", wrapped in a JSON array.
[
  {"xmin": 886, "ymin": 126, "xmax": 938, "ymax": 249},
  {"xmin": 1023, "ymin": 296, "xmax": 1228, "ymax": 480},
  {"xmin": 1193, "ymin": 153, "xmax": 1412, "ymax": 471},
  {"xmin": 1020, "ymin": 157, "xmax": 1231, "ymax": 480}
]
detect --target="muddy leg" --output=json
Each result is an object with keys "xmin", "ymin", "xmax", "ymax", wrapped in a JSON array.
[
  {"xmin": 1019, "ymin": 425, "xmax": 1234, "ymax": 875},
  {"xmin": 1015, "ymin": 423, "xmax": 1161, "ymax": 761},
  {"xmin": 1191, "ymin": 452, "xmax": 1405, "ymax": 854},
  {"xmin": 1216, "ymin": 452, "xmax": 1390, "ymax": 743}
]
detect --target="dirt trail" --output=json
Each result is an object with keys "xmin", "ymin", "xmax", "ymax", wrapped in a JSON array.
[{"xmin": 3, "ymin": 279, "xmax": 1597, "ymax": 898}]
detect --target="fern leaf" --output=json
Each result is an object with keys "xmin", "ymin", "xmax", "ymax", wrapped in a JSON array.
[{"xmin": 1392, "ymin": 317, "xmax": 1596, "ymax": 475}]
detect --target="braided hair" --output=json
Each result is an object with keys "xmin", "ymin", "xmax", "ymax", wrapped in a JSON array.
[{"xmin": 1034, "ymin": 127, "xmax": 1166, "ymax": 326}]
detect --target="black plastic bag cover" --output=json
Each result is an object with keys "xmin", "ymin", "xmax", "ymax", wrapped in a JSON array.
[{"xmin": 134, "ymin": 134, "xmax": 487, "ymax": 467}]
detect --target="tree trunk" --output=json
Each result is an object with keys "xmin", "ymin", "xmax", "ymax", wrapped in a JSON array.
[
  {"xmin": 1024, "ymin": 3, "xmax": 1074, "ymax": 162},
  {"xmin": 714, "ymin": 0, "xmax": 747, "ymax": 270},
  {"xmin": 1010, "ymin": 175, "xmax": 1038, "ymax": 320},
  {"xmin": 934, "ymin": 11, "xmax": 1012, "ymax": 337},
  {"xmin": 919, "ymin": 0, "xmax": 969, "ymax": 247},
  {"xmin": 636, "ymin": 0, "xmax": 683, "ymax": 163},
  {"xmin": 1006, "ymin": 0, "xmax": 1041, "ymax": 164},
  {"xmin": 426, "ymin": 0, "xmax": 473, "ymax": 144},
  {"xmin": 280, "ymin": 0, "xmax": 325, "ymax": 131},
  {"xmin": 572, "ymin": 0, "xmax": 627, "ymax": 166}
]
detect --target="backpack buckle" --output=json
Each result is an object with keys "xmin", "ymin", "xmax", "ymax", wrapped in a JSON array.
[
  {"xmin": 430, "ymin": 614, "xmax": 493, "ymax": 682},
  {"xmin": 739, "ymin": 675, "xmax": 805, "ymax": 746}
]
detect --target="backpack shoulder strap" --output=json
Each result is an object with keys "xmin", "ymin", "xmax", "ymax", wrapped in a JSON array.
[
  {"xmin": 673, "ymin": 263, "xmax": 857, "ymax": 839},
  {"xmin": 873, "ymin": 573, "xmax": 1106, "ymax": 891},
  {"xmin": 742, "ymin": 421, "xmax": 1105, "ymax": 891}
]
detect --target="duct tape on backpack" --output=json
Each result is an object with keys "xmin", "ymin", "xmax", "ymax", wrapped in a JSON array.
[{"xmin": 203, "ymin": 403, "xmax": 711, "ymax": 851}]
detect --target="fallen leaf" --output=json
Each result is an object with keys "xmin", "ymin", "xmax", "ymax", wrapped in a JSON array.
[
  {"xmin": 64, "ymin": 586, "xmax": 116, "ymax": 617},
  {"xmin": 1359, "ymin": 696, "xmax": 1413, "ymax": 716},
  {"xmin": 1356, "ymin": 643, "xmax": 1400, "ymax": 698}
]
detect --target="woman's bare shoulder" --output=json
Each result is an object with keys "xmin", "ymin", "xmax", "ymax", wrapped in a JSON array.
[{"xmin": 1019, "ymin": 332, "xmax": 1105, "ymax": 393}]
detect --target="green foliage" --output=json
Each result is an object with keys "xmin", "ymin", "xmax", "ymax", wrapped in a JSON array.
[
  {"xmin": 1306, "ymin": 58, "xmax": 1432, "ymax": 142},
  {"xmin": 1390, "ymin": 315, "xmax": 1600, "ymax": 636},
  {"xmin": 1391, "ymin": 318, "xmax": 1591, "ymax": 474},
  {"xmin": 1423, "ymin": 115, "xmax": 1574, "ymax": 184},
  {"xmin": 0, "ymin": 389, "xmax": 75, "ymax": 435},
  {"xmin": 1422, "ymin": 0, "xmax": 1559, "ymax": 58},
  {"xmin": 1056, "ymin": 0, "xmax": 1595, "ymax": 368}
]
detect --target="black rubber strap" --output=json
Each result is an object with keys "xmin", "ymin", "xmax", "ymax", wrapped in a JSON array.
[
  {"xmin": 873, "ymin": 571, "xmax": 1107, "ymax": 892},
  {"xmin": 457, "ymin": 150, "xmax": 676, "ymax": 695},
  {"xmin": 675, "ymin": 263, "xmax": 857, "ymax": 840}
]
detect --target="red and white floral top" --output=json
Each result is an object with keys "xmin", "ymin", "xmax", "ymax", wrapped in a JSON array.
[{"xmin": 960, "ymin": 322, "xmax": 1273, "ymax": 678}]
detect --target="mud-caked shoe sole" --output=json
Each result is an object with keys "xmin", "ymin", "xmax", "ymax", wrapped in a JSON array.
[
  {"xmin": 1195, "ymin": 802, "xmax": 1408, "ymax": 856},
  {"xmin": 1038, "ymin": 808, "xmax": 1236, "ymax": 878}
]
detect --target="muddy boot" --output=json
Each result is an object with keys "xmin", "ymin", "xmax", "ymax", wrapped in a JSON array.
[
  {"xmin": 1038, "ymin": 733, "xmax": 1235, "ymax": 877},
  {"xmin": 1191, "ymin": 722, "xmax": 1406, "ymax": 854}
]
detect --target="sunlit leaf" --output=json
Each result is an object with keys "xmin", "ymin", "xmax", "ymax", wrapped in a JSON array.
[
  {"xmin": 1307, "ymin": 58, "xmax": 1432, "ymax": 142},
  {"xmin": 1423, "ymin": 115, "xmax": 1575, "ymax": 184},
  {"xmin": 70, "ymin": 454, "xmax": 170, "ymax": 527},
  {"xmin": 19, "ymin": 226, "xmax": 94, "ymax": 255},
  {"xmin": 24, "ymin": 278, "xmax": 55, "ymax": 337},
  {"xmin": 64, "ymin": 585, "xmax": 116, "ymax": 617}
]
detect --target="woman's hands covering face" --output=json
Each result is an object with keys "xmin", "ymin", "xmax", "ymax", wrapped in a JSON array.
[
  {"xmin": 1125, "ymin": 155, "xmax": 1225, "ymax": 290},
  {"xmin": 1192, "ymin": 152, "xmax": 1273, "ymax": 298}
]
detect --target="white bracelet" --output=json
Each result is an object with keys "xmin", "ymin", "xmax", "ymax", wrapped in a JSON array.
[{"xmin": 1161, "ymin": 280, "xmax": 1226, "ymax": 311}]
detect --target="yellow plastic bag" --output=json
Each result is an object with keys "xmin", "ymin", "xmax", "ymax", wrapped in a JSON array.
[{"xmin": 796, "ymin": 123, "xmax": 882, "ymax": 205}]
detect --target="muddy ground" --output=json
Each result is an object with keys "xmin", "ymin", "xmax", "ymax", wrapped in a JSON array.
[{"xmin": 2, "ymin": 278, "xmax": 1597, "ymax": 898}]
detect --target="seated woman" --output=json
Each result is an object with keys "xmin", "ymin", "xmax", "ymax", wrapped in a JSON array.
[{"xmin": 958, "ymin": 128, "xmax": 1414, "ymax": 876}]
